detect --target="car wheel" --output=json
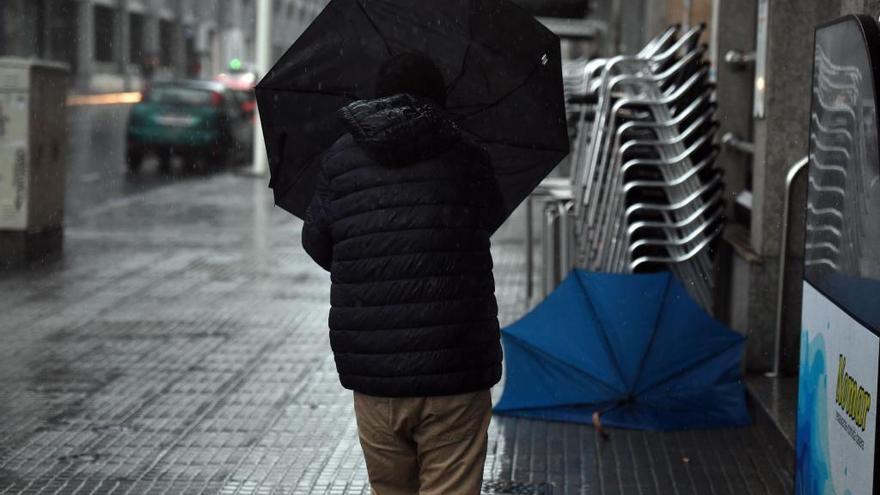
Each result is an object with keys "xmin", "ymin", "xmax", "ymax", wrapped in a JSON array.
[
  {"xmin": 180, "ymin": 152, "xmax": 197, "ymax": 174},
  {"xmin": 215, "ymin": 139, "xmax": 235, "ymax": 169},
  {"xmin": 157, "ymin": 150, "xmax": 172, "ymax": 175},
  {"xmin": 218, "ymin": 128, "xmax": 238, "ymax": 168},
  {"xmin": 126, "ymin": 146, "xmax": 143, "ymax": 173}
]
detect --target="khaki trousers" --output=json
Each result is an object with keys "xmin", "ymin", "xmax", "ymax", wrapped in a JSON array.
[{"xmin": 353, "ymin": 390, "xmax": 492, "ymax": 495}]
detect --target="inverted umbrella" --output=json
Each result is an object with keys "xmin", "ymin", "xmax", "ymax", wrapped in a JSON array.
[
  {"xmin": 255, "ymin": 0, "xmax": 569, "ymax": 224},
  {"xmin": 494, "ymin": 270, "xmax": 750, "ymax": 431}
]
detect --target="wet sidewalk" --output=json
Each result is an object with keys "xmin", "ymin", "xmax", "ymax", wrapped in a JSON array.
[{"xmin": 0, "ymin": 174, "xmax": 792, "ymax": 494}]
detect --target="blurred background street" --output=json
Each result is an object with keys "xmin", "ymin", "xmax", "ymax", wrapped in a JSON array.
[
  {"xmin": 6, "ymin": 0, "xmax": 880, "ymax": 493},
  {"xmin": 65, "ymin": 103, "xmax": 179, "ymax": 220},
  {"xmin": 0, "ymin": 165, "xmax": 791, "ymax": 494}
]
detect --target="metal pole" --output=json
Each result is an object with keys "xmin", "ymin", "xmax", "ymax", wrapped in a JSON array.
[
  {"xmin": 543, "ymin": 203, "xmax": 559, "ymax": 298},
  {"xmin": 609, "ymin": 0, "xmax": 623, "ymax": 54},
  {"xmin": 683, "ymin": 0, "xmax": 693, "ymax": 30},
  {"xmin": 526, "ymin": 197, "xmax": 534, "ymax": 301},
  {"xmin": 251, "ymin": 0, "xmax": 271, "ymax": 175},
  {"xmin": 559, "ymin": 201, "xmax": 574, "ymax": 277},
  {"xmin": 767, "ymin": 156, "xmax": 808, "ymax": 378}
]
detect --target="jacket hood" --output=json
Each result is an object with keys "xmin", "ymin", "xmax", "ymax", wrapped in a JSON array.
[{"xmin": 338, "ymin": 94, "xmax": 462, "ymax": 166}]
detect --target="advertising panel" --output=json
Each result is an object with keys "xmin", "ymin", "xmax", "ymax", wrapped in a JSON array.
[
  {"xmin": 799, "ymin": 282, "xmax": 879, "ymax": 494},
  {"xmin": 0, "ymin": 61, "xmax": 30, "ymax": 230},
  {"xmin": 796, "ymin": 14, "xmax": 880, "ymax": 495}
]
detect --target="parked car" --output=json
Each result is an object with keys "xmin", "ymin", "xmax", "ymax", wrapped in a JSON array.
[
  {"xmin": 126, "ymin": 80, "xmax": 253, "ymax": 172},
  {"xmin": 215, "ymin": 71, "xmax": 257, "ymax": 122}
]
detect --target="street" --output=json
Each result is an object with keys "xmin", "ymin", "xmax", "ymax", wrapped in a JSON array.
[
  {"xmin": 65, "ymin": 104, "xmax": 228, "ymax": 222},
  {"xmin": 0, "ymin": 104, "xmax": 794, "ymax": 494},
  {"xmin": 6, "ymin": 0, "xmax": 880, "ymax": 490}
]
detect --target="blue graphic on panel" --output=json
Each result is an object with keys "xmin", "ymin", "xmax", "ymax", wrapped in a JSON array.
[{"xmin": 796, "ymin": 333, "xmax": 836, "ymax": 495}]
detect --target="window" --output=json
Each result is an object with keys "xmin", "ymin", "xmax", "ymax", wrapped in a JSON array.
[
  {"xmin": 159, "ymin": 19, "xmax": 174, "ymax": 67},
  {"xmin": 147, "ymin": 86, "xmax": 216, "ymax": 106},
  {"xmin": 93, "ymin": 5, "xmax": 115, "ymax": 63},
  {"xmin": 129, "ymin": 13, "xmax": 144, "ymax": 63},
  {"xmin": 184, "ymin": 27, "xmax": 199, "ymax": 77},
  {"xmin": 512, "ymin": 0, "xmax": 590, "ymax": 19}
]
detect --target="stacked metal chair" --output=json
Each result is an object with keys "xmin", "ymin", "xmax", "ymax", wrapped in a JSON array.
[
  {"xmin": 804, "ymin": 44, "xmax": 861, "ymax": 274},
  {"xmin": 528, "ymin": 38, "xmax": 673, "ymax": 298},
  {"xmin": 526, "ymin": 55, "xmax": 604, "ymax": 299},
  {"xmin": 565, "ymin": 24, "xmax": 722, "ymax": 309}
]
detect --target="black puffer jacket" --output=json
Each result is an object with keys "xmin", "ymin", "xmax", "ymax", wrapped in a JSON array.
[{"xmin": 302, "ymin": 94, "xmax": 505, "ymax": 397}]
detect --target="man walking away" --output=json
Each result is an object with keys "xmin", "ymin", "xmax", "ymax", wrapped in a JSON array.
[{"xmin": 301, "ymin": 52, "xmax": 506, "ymax": 494}]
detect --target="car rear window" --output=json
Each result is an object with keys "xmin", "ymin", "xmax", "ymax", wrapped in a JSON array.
[
  {"xmin": 148, "ymin": 87, "xmax": 216, "ymax": 106},
  {"xmin": 234, "ymin": 90, "xmax": 254, "ymax": 102}
]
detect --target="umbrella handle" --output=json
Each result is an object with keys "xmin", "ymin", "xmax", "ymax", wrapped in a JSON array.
[
  {"xmin": 268, "ymin": 132, "xmax": 287, "ymax": 187},
  {"xmin": 592, "ymin": 411, "xmax": 611, "ymax": 441},
  {"xmin": 593, "ymin": 397, "xmax": 635, "ymax": 440}
]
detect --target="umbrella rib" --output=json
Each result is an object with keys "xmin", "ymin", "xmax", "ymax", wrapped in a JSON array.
[
  {"xmin": 446, "ymin": 12, "xmax": 474, "ymax": 97},
  {"xmin": 445, "ymin": 40, "xmax": 473, "ymax": 97},
  {"xmin": 444, "ymin": 6, "xmax": 514, "ymax": 99},
  {"xmin": 574, "ymin": 274, "xmax": 629, "ymax": 390},
  {"xmin": 498, "ymin": 401, "xmax": 618, "ymax": 420},
  {"xmin": 355, "ymin": 0, "xmax": 393, "ymax": 57},
  {"xmin": 466, "ymin": 134, "xmax": 570, "ymax": 153},
  {"xmin": 274, "ymin": 146, "xmax": 329, "ymax": 199},
  {"xmin": 633, "ymin": 339, "xmax": 744, "ymax": 396},
  {"xmin": 255, "ymin": 87, "xmax": 360, "ymax": 99},
  {"xmin": 504, "ymin": 332, "xmax": 625, "ymax": 397},
  {"xmin": 449, "ymin": 55, "xmax": 550, "ymax": 120},
  {"xmin": 628, "ymin": 274, "xmax": 673, "ymax": 393}
]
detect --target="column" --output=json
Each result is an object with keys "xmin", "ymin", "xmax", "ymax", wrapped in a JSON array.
[
  {"xmin": 745, "ymin": 0, "xmax": 840, "ymax": 370},
  {"xmin": 172, "ymin": 0, "xmax": 186, "ymax": 78},
  {"xmin": 143, "ymin": 7, "xmax": 158, "ymax": 60},
  {"xmin": 117, "ymin": 0, "xmax": 131, "ymax": 89},
  {"xmin": 710, "ymin": 0, "xmax": 757, "ymax": 329},
  {"xmin": 76, "ymin": 0, "xmax": 94, "ymax": 91}
]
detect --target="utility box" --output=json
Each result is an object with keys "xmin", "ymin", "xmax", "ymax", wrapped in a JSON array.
[{"xmin": 0, "ymin": 58, "xmax": 68, "ymax": 268}]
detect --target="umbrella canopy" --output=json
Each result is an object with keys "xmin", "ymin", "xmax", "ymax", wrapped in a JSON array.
[
  {"xmin": 255, "ymin": 0, "xmax": 569, "ymax": 223},
  {"xmin": 494, "ymin": 270, "xmax": 750, "ymax": 431}
]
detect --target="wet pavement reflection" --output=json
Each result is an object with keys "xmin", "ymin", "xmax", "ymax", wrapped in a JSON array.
[
  {"xmin": 0, "ymin": 117, "xmax": 793, "ymax": 493},
  {"xmin": 65, "ymin": 104, "xmax": 239, "ymax": 222}
]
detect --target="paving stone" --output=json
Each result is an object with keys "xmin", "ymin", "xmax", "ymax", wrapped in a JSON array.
[{"xmin": 0, "ymin": 174, "xmax": 792, "ymax": 494}]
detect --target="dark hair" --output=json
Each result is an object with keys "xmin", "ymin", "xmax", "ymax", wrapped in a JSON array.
[{"xmin": 375, "ymin": 52, "xmax": 447, "ymax": 106}]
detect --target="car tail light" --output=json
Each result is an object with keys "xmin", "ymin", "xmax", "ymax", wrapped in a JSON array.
[
  {"xmin": 241, "ymin": 100, "xmax": 256, "ymax": 113},
  {"xmin": 211, "ymin": 92, "xmax": 223, "ymax": 107}
]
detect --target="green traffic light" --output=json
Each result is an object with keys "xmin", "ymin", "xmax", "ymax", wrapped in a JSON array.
[{"xmin": 229, "ymin": 58, "xmax": 242, "ymax": 71}]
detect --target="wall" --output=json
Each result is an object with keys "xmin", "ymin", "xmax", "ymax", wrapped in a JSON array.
[
  {"xmin": 725, "ymin": 0, "xmax": 880, "ymax": 372},
  {"xmin": 666, "ymin": 0, "xmax": 713, "ymax": 31},
  {"xmin": 0, "ymin": 1, "xmax": 41, "ymax": 58},
  {"xmin": 841, "ymin": 0, "xmax": 880, "ymax": 16},
  {"xmin": 774, "ymin": 0, "xmax": 880, "ymax": 372},
  {"xmin": 0, "ymin": 0, "xmax": 329, "ymax": 93}
]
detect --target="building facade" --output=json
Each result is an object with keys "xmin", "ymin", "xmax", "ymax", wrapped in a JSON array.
[{"xmin": 0, "ymin": 0, "xmax": 329, "ymax": 93}]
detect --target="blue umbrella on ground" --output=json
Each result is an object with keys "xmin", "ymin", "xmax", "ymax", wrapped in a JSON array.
[{"xmin": 494, "ymin": 270, "xmax": 750, "ymax": 431}]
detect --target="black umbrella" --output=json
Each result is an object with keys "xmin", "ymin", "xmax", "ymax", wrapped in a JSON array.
[{"xmin": 255, "ymin": 0, "xmax": 570, "ymax": 224}]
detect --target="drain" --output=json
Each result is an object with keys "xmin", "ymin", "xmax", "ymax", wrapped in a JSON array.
[
  {"xmin": 58, "ymin": 453, "xmax": 101, "ymax": 464},
  {"xmin": 482, "ymin": 480, "xmax": 553, "ymax": 494},
  {"xmin": 92, "ymin": 424, "xmax": 130, "ymax": 434}
]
